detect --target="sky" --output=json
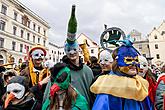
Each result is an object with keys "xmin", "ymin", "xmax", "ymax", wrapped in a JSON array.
[{"xmin": 19, "ymin": 0, "xmax": 165, "ymax": 46}]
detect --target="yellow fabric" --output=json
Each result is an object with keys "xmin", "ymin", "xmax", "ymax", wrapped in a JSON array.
[
  {"xmin": 79, "ymin": 40, "xmax": 90, "ymax": 63},
  {"xmin": 29, "ymin": 58, "xmax": 50, "ymax": 86},
  {"xmin": 90, "ymin": 74, "xmax": 149, "ymax": 101}
]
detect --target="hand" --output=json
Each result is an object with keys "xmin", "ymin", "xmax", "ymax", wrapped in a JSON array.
[{"xmin": 39, "ymin": 75, "xmax": 50, "ymax": 85}]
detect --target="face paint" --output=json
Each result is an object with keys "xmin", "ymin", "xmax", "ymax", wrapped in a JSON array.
[
  {"xmin": 7, "ymin": 83, "xmax": 25, "ymax": 99},
  {"xmin": 31, "ymin": 49, "xmax": 45, "ymax": 60},
  {"xmin": 52, "ymin": 67, "xmax": 70, "ymax": 90}
]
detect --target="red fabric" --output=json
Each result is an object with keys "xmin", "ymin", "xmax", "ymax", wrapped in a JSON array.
[
  {"xmin": 146, "ymin": 75, "xmax": 157, "ymax": 104},
  {"xmin": 50, "ymin": 83, "xmax": 60, "ymax": 97}
]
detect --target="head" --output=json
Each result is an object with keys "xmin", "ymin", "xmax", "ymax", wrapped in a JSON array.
[
  {"xmin": 90, "ymin": 56, "xmax": 98, "ymax": 64},
  {"xmin": 161, "ymin": 64, "xmax": 165, "ymax": 73},
  {"xmin": 50, "ymin": 63, "xmax": 71, "ymax": 97},
  {"xmin": 138, "ymin": 56, "xmax": 148, "ymax": 77},
  {"xmin": 64, "ymin": 42, "xmax": 79, "ymax": 61},
  {"xmin": 29, "ymin": 45, "xmax": 46, "ymax": 67},
  {"xmin": 112, "ymin": 45, "xmax": 140, "ymax": 76},
  {"xmin": 99, "ymin": 49, "xmax": 113, "ymax": 71},
  {"xmin": 4, "ymin": 76, "xmax": 29, "ymax": 108},
  {"xmin": 3, "ymin": 69, "xmax": 17, "ymax": 85}
]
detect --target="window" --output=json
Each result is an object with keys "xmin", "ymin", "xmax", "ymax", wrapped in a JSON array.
[
  {"xmin": 155, "ymin": 44, "xmax": 158, "ymax": 49},
  {"xmin": 20, "ymin": 44, "xmax": 23, "ymax": 52},
  {"xmin": 27, "ymin": 21, "xmax": 30, "ymax": 28},
  {"xmin": 154, "ymin": 35, "xmax": 157, "ymax": 39},
  {"xmin": 54, "ymin": 51, "xmax": 56, "ymax": 54},
  {"xmin": 0, "ymin": 55, "xmax": 4, "ymax": 64},
  {"xmin": 33, "ymin": 36, "xmax": 35, "ymax": 43},
  {"xmin": 142, "ymin": 54, "xmax": 146, "ymax": 57},
  {"xmin": 12, "ymin": 41, "xmax": 16, "ymax": 51},
  {"xmin": 0, "ymin": 37, "xmax": 4, "ymax": 48},
  {"xmin": 27, "ymin": 33, "xmax": 30, "ymax": 40},
  {"xmin": 38, "ymin": 26, "xmax": 40, "ymax": 33},
  {"xmin": 13, "ymin": 26, "xmax": 17, "ymax": 35},
  {"xmin": 161, "ymin": 31, "xmax": 165, "ymax": 35},
  {"xmin": 43, "ymin": 40, "xmax": 46, "ymax": 46},
  {"xmin": 0, "ymin": 20, "xmax": 6, "ymax": 31},
  {"xmin": 1, "ymin": 4, "xmax": 7, "ymax": 15},
  {"xmin": 38, "ymin": 37, "xmax": 40, "ymax": 43},
  {"xmin": 91, "ymin": 49, "xmax": 94, "ymax": 54},
  {"xmin": 14, "ymin": 12, "xmax": 17, "ymax": 21},
  {"xmin": 21, "ymin": 30, "xmax": 24, "ymax": 38},
  {"xmin": 21, "ymin": 15, "xmax": 28, "ymax": 26},
  {"xmin": 156, "ymin": 54, "xmax": 160, "ymax": 59},
  {"xmin": 139, "ymin": 44, "xmax": 142, "ymax": 49},
  {"xmin": 33, "ymin": 23, "xmax": 36, "ymax": 31},
  {"xmin": 147, "ymin": 44, "xmax": 149, "ymax": 48},
  {"xmin": 26, "ymin": 46, "xmax": 29, "ymax": 52},
  {"xmin": 44, "ymin": 30, "xmax": 46, "ymax": 36},
  {"xmin": 21, "ymin": 16, "xmax": 24, "ymax": 24},
  {"xmin": 53, "ymin": 57, "xmax": 55, "ymax": 62}
]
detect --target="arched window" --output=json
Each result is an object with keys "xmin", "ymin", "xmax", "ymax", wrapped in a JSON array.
[{"xmin": 0, "ymin": 55, "xmax": 4, "ymax": 64}]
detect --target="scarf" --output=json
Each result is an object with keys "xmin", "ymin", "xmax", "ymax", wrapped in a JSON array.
[
  {"xmin": 90, "ymin": 74, "xmax": 149, "ymax": 101},
  {"xmin": 29, "ymin": 58, "xmax": 49, "ymax": 86}
]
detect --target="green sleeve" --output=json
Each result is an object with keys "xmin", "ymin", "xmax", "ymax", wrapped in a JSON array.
[{"xmin": 72, "ymin": 89, "xmax": 90, "ymax": 110}]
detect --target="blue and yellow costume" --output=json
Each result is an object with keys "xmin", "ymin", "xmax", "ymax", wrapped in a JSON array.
[{"xmin": 90, "ymin": 37, "xmax": 154, "ymax": 110}]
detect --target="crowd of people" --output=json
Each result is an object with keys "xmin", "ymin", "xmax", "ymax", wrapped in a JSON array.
[{"xmin": 1, "ymin": 4, "xmax": 165, "ymax": 110}]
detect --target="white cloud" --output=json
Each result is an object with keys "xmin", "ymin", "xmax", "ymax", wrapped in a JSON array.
[{"xmin": 19, "ymin": 0, "xmax": 165, "ymax": 46}]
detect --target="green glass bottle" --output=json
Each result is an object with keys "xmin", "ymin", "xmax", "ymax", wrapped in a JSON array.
[{"xmin": 67, "ymin": 4, "xmax": 77, "ymax": 43}]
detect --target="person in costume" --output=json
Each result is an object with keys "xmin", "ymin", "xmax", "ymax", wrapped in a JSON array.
[
  {"xmin": 20, "ymin": 44, "xmax": 50, "ymax": 88},
  {"xmin": 99, "ymin": 49, "xmax": 113, "ymax": 75},
  {"xmin": 91, "ymin": 49, "xmax": 113, "ymax": 84},
  {"xmin": 155, "ymin": 64, "xmax": 165, "ymax": 110},
  {"xmin": 88, "ymin": 56, "xmax": 102, "ymax": 77},
  {"xmin": 90, "ymin": 38, "xmax": 154, "ymax": 110},
  {"xmin": 3, "ymin": 76, "xmax": 42, "ymax": 110},
  {"xmin": 42, "ymin": 63, "xmax": 89, "ymax": 110},
  {"xmin": 42, "ymin": 4, "xmax": 95, "ymax": 108},
  {"xmin": 138, "ymin": 55, "xmax": 157, "ymax": 104},
  {"xmin": 0, "ymin": 65, "xmax": 6, "ymax": 107}
]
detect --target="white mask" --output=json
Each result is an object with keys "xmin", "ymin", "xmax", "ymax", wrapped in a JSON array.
[
  {"xmin": 31, "ymin": 49, "xmax": 45, "ymax": 59},
  {"xmin": 138, "ymin": 56, "xmax": 148, "ymax": 77},
  {"xmin": 139, "ymin": 56, "xmax": 148, "ymax": 70},
  {"xmin": 99, "ymin": 50, "xmax": 113, "ymax": 65},
  {"xmin": 7, "ymin": 83, "xmax": 25, "ymax": 99}
]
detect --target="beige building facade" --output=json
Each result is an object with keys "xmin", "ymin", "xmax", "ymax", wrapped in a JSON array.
[
  {"xmin": 130, "ymin": 29, "xmax": 151, "ymax": 58},
  {"xmin": 148, "ymin": 20, "xmax": 165, "ymax": 65},
  {"xmin": 0, "ymin": 0, "xmax": 50, "ymax": 65},
  {"xmin": 77, "ymin": 33, "xmax": 99, "ymax": 61}
]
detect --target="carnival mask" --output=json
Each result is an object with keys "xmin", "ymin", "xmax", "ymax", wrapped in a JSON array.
[
  {"xmin": 117, "ymin": 46, "xmax": 140, "ymax": 67},
  {"xmin": 31, "ymin": 49, "xmax": 45, "ymax": 60},
  {"xmin": 138, "ymin": 56, "xmax": 148, "ymax": 77},
  {"xmin": 64, "ymin": 42, "xmax": 79, "ymax": 55},
  {"xmin": 116, "ymin": 46, "xmax": 140, "ymax": 75},
  {"xmin": 4, "ymin": 76, "xmax": 28, "ymax": 109},
  {"xmin": 53, "ymin": 67, "xmax": 70, "ymax": 90},
  {"xmin": 99, "ymin": 50, "xmax": 113, "ymax": 65},
  {"xmin": 7, "ymin": 83, "xmax": 25, "ymax": 99}
]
